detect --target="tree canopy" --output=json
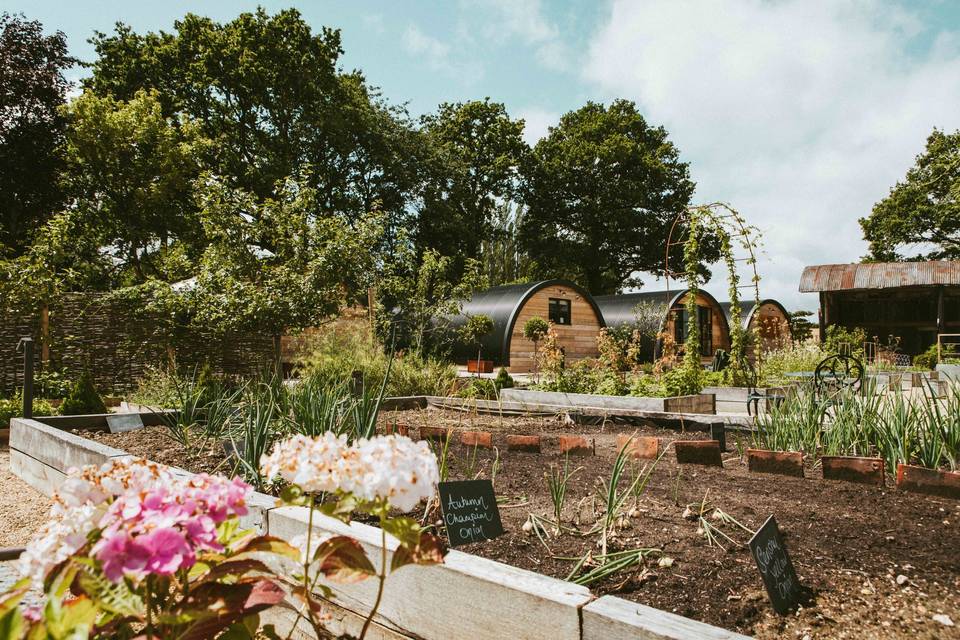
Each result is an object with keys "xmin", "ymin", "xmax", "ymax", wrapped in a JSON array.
[
  {"xmin": 0, "ymin": 13, "xmax": 75, "ymax": 255},
  {"xmin": 519, "ymin": 100, "xmax": 699, "ymax": 295},
  {"xmin": 861, "ymin": 128, "xmax": 960, "ymax": 261}
]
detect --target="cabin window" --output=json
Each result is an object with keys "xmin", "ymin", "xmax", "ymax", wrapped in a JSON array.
[
  {"xmin": 673, "ymin": 306, "xmax": 713, "ymax": 356},
  {"xmin": 549, "ymin": 298, "xmax": 571, "ymax": 325}
]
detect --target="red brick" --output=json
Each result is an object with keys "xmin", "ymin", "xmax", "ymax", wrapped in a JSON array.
[
  {"xmin": 506, "ymin": 435, "xmax": 541, "ymax": 453},
  {"xmin": 821, "ymin": 456, "xmax": 884, "ymax": 486},
  {"xmin": 747, "ymin": 449, "xmax": 804, "ymax": 478},
  {"xmin": 459, "ymin": 430, "xmax": 493, "ymax": 449},
  {"xmin": 896, "ymin": 464, "xmax": 960, "ymax": 499},
  {"xmin": 418, "ymin": 426, "xmax": 451, "ymax": 442},
  {"xmin": 674, "ymin": 440, "xmax": 722, "ymax": 467},
  {"xmin": 616, "ymin": 435, "xmax": 659, "ymax": 460},
  {"xmin": 559, "ymin": 435, "xmax": 594, "ymax": 456},
  {"xmin": 382, "ymin": 422, "xmax": 410, "ymax": 437}
]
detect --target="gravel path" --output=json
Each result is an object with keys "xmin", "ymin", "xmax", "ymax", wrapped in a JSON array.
[{"xmin": 0, "ymin": 448, "xmax": 52, "ymax": 607}]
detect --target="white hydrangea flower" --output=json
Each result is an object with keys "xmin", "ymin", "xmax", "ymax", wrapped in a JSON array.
[
  {"xmin": 262, "ymin": 433, "xmax": 439, "ymax": 512},
  {"xmin": 260, "ymin": 432, "xmax": 349, "ymax": 493},
  {"xmin": 19, "ymin": 503, "xmax": 100, "ymax": 586},
  {"xmin": 349, "ymin": 435, "xmax": 439, "ymax": 512}
]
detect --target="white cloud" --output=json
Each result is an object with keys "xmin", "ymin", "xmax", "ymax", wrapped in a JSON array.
[
  {"xmin": 472, "ymin": 0, "xmax": 570, "ymax": 71},
  {"xmin": 402, "ymin": 24, "xmax": 483, "ymax": 84},
  {"xmin": 585, "ymin": 0, "xmax": 960, "ymax": 309},
  {"xmin": 516, "ymin": 106, "xmax": 558, "ymax": 146}
]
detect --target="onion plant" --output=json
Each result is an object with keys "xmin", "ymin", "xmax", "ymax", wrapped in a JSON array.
[
  {"xmin": 545, "ymin": 456, "xmax": 582, "ymax": 533},
  {"xmin": 230, "ymin": 382, "xmax": 280, "ymax": 490}
]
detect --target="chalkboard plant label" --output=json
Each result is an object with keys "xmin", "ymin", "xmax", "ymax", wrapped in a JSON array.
[
  {"xmin": 438, "ymin": 479, "xmax": 503, "ymax": 547},
  {"xmin": 749, "ymin": 515, "xmax": 804, "ymax": 615}
]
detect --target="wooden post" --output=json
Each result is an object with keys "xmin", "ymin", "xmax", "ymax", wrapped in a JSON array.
[
  {"xmin": 40, "ymin": 304, "xmax": 50, "ymax": 364},
  {"xmin": 818, "ymin": 292, "xmax": 827, "ymax": 343},
  {"xmin": 937, "ymin": 286, "xmax": 945, "ymax": 335}
]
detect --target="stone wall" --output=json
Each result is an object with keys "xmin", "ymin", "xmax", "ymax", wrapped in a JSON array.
[{"xmin": 1, "ymin": 293, "xmax": 276, "ymax": 395}]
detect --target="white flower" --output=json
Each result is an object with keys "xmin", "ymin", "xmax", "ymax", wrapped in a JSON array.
[
  {"xmin": 348, "ymin": 435, "xmax": 439, "ymax": 512},
  {"xmin": 20, "ymin": 457, "xmax": 171, "ymax": 587},
  {"xmin": 262, "ymin": 433, "xmax": 439, "ymax": 512},
  {"xmin": 260, "ymin": 432, "xmax": 349, "ymax": 494}
]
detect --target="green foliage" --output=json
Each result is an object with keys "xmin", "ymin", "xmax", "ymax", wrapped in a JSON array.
[
  {"xmin": 759, "ymin": 342, "xmax": 831, "ymax": 384},
  {"xmin": 520, "ymin": 99, "xmax": 700, "ymax": 294},
  {"xmin": 457, "ymin": 377, "xmax": 498, "ymax": 400},
  {"xmin": 296, "ymin": 321, "xmax": 456, "ymax": 397},
  {"xmin": 523, "ymin": 316, "xmax": 549, "ymax": 342},
  {"xmin": 789, "ymin": 310, "xmax": 816, "ymax": 343},
  {"xmin": 418, "ymin": 99, "xmax": 528, "ymax": 268},
  {"xmin": 0, "ymin": 395, "xmax": 57, "ymax": 427},
  {"xmin": 861, "ymin": 128, "xmax": 960, "ymax": 261},
  {"xmin": 537, "ymin": 359, "xmax": 627, "ymax": 396},
  {"xmin": 913, "ymin": 344, "xmax": 939, "ymax": 370},
  {"xmin": 35, "ymin": 369, "xmax": 72, "ymax": 400},
  {"xmin": 462, "ymin": 314, "xmax": 494, "ymax": 347},
  {"xmin": 823, "ymin": 325, "xmax": 866, "ymax": 357},
  {"xmin": 0, "ymin": 13, "xmax": 75, "ymax": 256},
  {"xmin": 495, "ymin": 367, "xmax": 514, "ymax": 390},
  {"xmin": 59, "ymin": 370, "xmax": 107, "ymax": 415}
]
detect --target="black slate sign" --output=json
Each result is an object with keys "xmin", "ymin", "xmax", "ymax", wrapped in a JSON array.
[
  {"xmin": 438, "ymin": 479, "xmax": 503, "ymax": 547},
  {"xmin": 106, "ymin": 413, "xmax": 144, "ymax": 434},
  {"xmin": 749, "ymin": 515, "xmax": 804, "ymax": 615}
]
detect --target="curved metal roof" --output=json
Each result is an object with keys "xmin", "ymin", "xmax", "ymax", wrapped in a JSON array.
[
  {"xmin": 719, "ymin": 299, "xmax": 791, "ymax": 331},
  {"xmin": 799, "ymin": 261, "xmax": 960, "ymax": 292},
  {"xmin": 593, "ymin": 290, "xmax": 684, "ymax": 329},
  {"xmin": 446, "ymin": 279, "xmax": 604, "ymax": 365}
]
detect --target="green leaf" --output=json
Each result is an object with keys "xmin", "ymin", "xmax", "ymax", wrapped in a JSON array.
[
  {"xmin": 233, "ymin": 536, "xmax": 301, "ymax": 561},
  {"xmin": 75, "ymin": 566, "xmax": 143, "ymax": 618},
  {"xmin": 0, "ymin": 606, "xmax": 24, "ymax": 640},
  {"xmin": 172, "ymin": 579, "xmax": 284, "ymax": 640},
  {"xmin": 390, "ymin": 532, "xmax": 447, "ymax": 572},
  {"xmin": 380, "ymin": 517, "xmax": 421, "ymax": 549},
  {"xmin": 311, "ymin": 536, "xmax": 375, "ymax": 583},
  {"xmin": 278, "ymin": 484, "xmax": 305, "ymax": 506}
]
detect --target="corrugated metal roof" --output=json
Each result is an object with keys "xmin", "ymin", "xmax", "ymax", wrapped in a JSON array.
[{"xmin": 799, "ymin": 261, "xmax": 960, "ymax": 292}]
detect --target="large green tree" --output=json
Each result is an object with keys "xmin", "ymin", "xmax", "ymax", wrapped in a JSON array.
[
  {"xmin": 861, "ymin": 128, "xmax": 960, "ymax": 261},
  {"xmin": 519, "ymin": 100, "xmax": 697, "ymax": 294},
  {"xmin": 0, "ymin": 13, "xmax": 75, "ymax": 255},
  {"xmin": 417, "ymin": 99, "xmax": 528, "ymax": 268},
  {"xmin": 62, "ymin": 90, "xmax": 207, "ymax": 286},
  {"xmin": 85, "ymin": 8, "xmax": 422, "ymax": 237}
]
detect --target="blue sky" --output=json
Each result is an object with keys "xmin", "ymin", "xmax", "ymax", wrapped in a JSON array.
[{"xmin": 7, "ymin": 0, "xmax": 960, "ymax": 309}]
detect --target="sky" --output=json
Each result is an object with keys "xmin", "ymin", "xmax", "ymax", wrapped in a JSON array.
[{"xmin": 7, "ymin": 0, "xmax": 960, "ymax": 310}]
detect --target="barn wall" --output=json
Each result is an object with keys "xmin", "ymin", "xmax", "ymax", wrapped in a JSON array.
[
  {"xmin": 662, "ymin": 292, "xmax": 730, "ymax": 363},
  {"xmin": 507, "ymin": 285, "xmax": 602, "ymax": 372}
]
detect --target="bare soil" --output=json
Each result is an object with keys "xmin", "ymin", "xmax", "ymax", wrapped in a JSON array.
[{"xmin": 79, "ymin": 409, "xmax": 960, "ymax": 639}]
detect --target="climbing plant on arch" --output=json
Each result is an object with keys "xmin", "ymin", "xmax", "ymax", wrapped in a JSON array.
[{"xmin": 664, "ymin": 202, "xmax": 761, "ymax": 393}]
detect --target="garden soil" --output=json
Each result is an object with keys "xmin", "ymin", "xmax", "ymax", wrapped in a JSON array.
[{"xmin": 81, "ymin": 409, "xmax": 960, "ymax": 639}]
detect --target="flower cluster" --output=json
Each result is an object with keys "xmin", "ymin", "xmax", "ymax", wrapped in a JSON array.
[
  {"xmin": 93, "ymin": 473, "xmax": 251, "ymax": 581},
  {"xmin": 261, "ymin": 433, "xmax": 439, "ymax": 512},
  {"xmin": 19, "ymin": 458, "xmax": 251, "ymax": 585}
]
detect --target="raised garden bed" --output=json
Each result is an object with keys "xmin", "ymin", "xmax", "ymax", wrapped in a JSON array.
[
  {"xmin": 14, "ymin": 407, "xmax": 960, "ymax": 639},
  {"xmin": 499, "ymin": 388, "xmax": 717, "ymax": 415}
]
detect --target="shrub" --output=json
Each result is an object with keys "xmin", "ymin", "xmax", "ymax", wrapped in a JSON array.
[
  {"xmin": 59, "ymin": 370, "xmax": 107, "ymax": 415},
  {"xmin": 823, "ymin": 325, "xmax": 866, "ymax": 357},
  {"xmin": 495, "ymin": 367, "xmax": 514, "ymax": 389},
  {"xmin": 296, "ymin": 321, "xmax": 457, "ymax": 396},
  {"xmin": 0, "ymin": 395, "xmax": 57, "ymax": 427},
  {"xmin": 913, "ymin": 344, "xmax": 939, "ymax": 370},
  {"xmin": 458, "ymin": 377, "xmax": 498, "ymax": 399},
  {"xmin": 34, "ymin": 369, "xmax": 72, "ymax": 399}
]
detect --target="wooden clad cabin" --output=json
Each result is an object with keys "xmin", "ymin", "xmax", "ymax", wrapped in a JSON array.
[
  {"xmin": 720, "ymin": 299, "xmax": 792, "ymax": 355},
  {"xmin": 594, "ymin": 289, "xmax": 731, "ymax": 364},
  {"xmin": 448, "ymin": 280, "xmax": 605, "ymax": 372}
]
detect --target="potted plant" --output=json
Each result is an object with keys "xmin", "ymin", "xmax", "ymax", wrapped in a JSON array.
[
  {"xmin": 523, "ymin": 316, "xmax": 549, "ymax": 381},
  {"xmin": 463, "ymin": 314, "xmax": 495, "ymax": 375}
]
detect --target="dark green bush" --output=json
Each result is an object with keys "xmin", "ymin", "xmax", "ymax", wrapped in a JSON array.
[
  {"xmin": 0, "ymin": 395, "xmax": 57, "ymax": 427},
  {"xmin": 60, "ymin": 370, "xmax": 107, "ymax": 415},
  {"xmin": 495, "ymin": 367, "xmax": 514, "ymax": 390}
]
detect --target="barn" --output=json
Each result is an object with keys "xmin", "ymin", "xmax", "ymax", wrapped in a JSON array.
[
  {"xmin": 594, "ymin": 289, "xmax": 731, "ymax": 363},
  {"xmin": 446, "ymin": 279, "xmax": 606, "ymax": 372},
  {"xmin": 799, "ymin": 261, "xmax": 960, "ymax": 356},
  {"xmin": 719, "ymin": 299, "xmax": 792, "ymax": 355}
]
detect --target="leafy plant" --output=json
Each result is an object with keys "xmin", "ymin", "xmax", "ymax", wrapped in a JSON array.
[
  {"xmin": 0, "ymin": 395, "xmax": 57, "ymax": 427},
  {"xmin": 545, "ymin": 456, "xmax": 582, "ymax": 533},
  {"xmin": 59, "ymin": 370, "xmax": 107, "ymax": 415},
  {"xmin": 462, "ymin": 313, "xmax": 495, "ymax": 374},
  {"xmin": 523, "ymin": 316, "xmax": 549, "ymax": 381}
]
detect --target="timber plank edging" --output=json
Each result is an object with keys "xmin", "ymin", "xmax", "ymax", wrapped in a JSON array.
[{"xmin": 9, "ymin": 416, "xmax": 750, "ymax": 640}]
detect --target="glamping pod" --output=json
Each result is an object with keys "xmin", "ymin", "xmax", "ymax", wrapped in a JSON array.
[
  {"xmin": 594, "ymin": 289, "xmax": 731, "ymax": 364},
  {"xmin": 719, "ymin": 299, "xmax": 792, "ymax": 355},
  {"xmin": 446, "ymin": 279, "xmax": 605, "ymax": 372}
]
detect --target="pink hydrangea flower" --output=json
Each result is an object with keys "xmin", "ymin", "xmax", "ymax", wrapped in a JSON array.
[{"xmin": 94, "ymin": 532, "xmax": 151, "ymax": 582}]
